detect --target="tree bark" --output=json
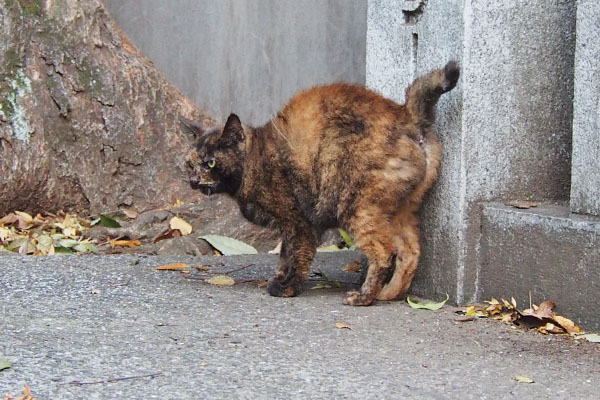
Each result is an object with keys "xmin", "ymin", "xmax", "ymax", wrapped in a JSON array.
[{"xmin": 0, "ymin": 0, "xmax": 216, "ymax": 216}]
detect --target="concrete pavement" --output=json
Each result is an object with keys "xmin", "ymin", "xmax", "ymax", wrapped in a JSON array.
[{"xmin": 1, "ymin": 253, "xmax": 598, "ymax": 399}]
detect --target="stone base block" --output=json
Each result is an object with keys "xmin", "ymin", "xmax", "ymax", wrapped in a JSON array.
[{"xmin": 480, "ymin": 203, "xmax": 600, "ymax": 330}]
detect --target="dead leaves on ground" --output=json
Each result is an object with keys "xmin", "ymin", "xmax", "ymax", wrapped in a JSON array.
[
  {"xmin": 0, "ymin": 211, "xmax": 97, "ymax": 255},
  {"xmin": 457, "ymin": 297, "xmax": 599, "ymax": 343}
]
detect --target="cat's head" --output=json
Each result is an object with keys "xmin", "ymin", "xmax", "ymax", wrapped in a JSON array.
[{"xmin": 184, "ymin": 113, "xmax": 246, "ymax": 196}]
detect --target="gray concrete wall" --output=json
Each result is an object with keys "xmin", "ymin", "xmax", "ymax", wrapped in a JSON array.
[
  {"xmin": 571, "ymin": 0, "xmax": 600, "ymax": 216},
  {"xmin": 367, "ymin": 0, "xmax": 576, "ymax": 304},
  {"xmin": 103, "ymin": 0, "xmax": 367, "ymax": 126}
]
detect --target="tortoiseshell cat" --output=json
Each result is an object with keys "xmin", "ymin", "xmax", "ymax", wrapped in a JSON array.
[{"xmin": 186, "ymin": 62, "xmax": 459, "ymax": 305}]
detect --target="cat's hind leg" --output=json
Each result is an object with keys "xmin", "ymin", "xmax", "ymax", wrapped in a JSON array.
[
  {"xmin": 343, "ymin": 209, "xmax": 396, "ymax": 306},
  {"xmin": 376, "ymin": 210, "xmax": 420, "ymax": 300}
]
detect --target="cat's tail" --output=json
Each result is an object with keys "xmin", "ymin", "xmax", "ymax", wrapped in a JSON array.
[{"xmin": 405, "ymin": 61, "xmax": 460, "ymax": 123}]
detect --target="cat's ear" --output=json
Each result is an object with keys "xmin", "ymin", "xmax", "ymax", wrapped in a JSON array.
[
  {"xmin": 222, "ymin": 113, "xmax": 245, "ymax": 143},
  {"xmin": 179, "ymin": 116, "xmax": 205, "ymax": 139}
]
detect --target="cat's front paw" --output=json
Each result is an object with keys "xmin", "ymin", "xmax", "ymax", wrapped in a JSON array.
[
  {"xmin": 267, "ymin": 276, "xmax": 301, "ymax": 297},
  {"xmin": 342, "ymin": 291, "xmax": 375, "ymax": 306}
]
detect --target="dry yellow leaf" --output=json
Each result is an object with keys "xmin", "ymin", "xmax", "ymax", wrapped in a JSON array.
[
  {"xmin": 169, "ymin": 216, "xmax": 193, "ymax": 236},
  {"xmin": 553, "ymin": 315, "xmax": 580, "ymax": 333},
  {"xmin": 515, "ymin": 375, "xmax": 534, "ymax": 383},
  {"xmin": 166, "ymin": 199, "xmax": 184, "ymax": 209},
  {"xmin": 0, "ymin": 227, "xmax": 11, "ymax": 241},
  {"xmin": 500, "ymin": 312, "xmax": 517, "ymax": 324},
  {"xmin": 14, "ymin": 211, "xmax": 33, "ymax": 222},
  {"xmin": 335, "ymin": 322, "xmax": 352, "ymax": 330},
  {"xmin": 63, "ymin": 227, "xmax": 78, "ymax": 238},
  {"xmin": 121, "ymin": 208, "xmax": 139, "ymax": 219},
  {"xmin": 155, "ymin": 263, "xmax": 190, "ymax": 271},
  {"xmin": 465, "ymin": 306, "xmax": 477, "ymax": 317},
  {"xmin": 206, "ymin": 275, "xmax": 235, "ymax": 286},
  {"xmin": 110, "ymin": 239, "xmax": 142, "ymax": 248}
]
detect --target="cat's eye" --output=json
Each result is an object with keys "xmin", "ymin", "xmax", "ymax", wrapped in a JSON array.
[{"xmin": 207, "ymin": 159, "xmax": 216, "ymax": 168}]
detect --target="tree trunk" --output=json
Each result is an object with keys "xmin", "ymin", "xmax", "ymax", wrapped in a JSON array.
[{"xmin": 0, "ymin": 0, "xmax": 216, "ymax": 216}]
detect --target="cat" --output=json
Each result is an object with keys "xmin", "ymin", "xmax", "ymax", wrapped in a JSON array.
[{"xmin": 186, "ymin": 61, "xmax": 459, "ymax": 305}]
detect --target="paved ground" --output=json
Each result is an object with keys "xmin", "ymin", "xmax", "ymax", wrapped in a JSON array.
[{"xmin": 1, "ymin": 253, "xmax": 598, "ymax": 399}]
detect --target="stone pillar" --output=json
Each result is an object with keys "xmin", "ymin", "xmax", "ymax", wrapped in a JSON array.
[
  {"xmin": 571, "ymin": 0, "xmax": 600, "ymax": 216},
  {"xmin": 367, "ymin": 0, "xmax": 576, "ymax": 303}
]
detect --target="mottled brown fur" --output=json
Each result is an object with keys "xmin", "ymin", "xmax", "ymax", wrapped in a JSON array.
[{"xmin": 187, "ymin": 62, "xmax": 459, "ymax": 305}]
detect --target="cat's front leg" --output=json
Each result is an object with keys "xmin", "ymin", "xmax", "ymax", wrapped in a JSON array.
[{"xmin": 267, "ymin": 225, "xmax": 317, "ymax": 298}]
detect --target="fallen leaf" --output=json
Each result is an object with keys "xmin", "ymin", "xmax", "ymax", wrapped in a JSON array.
[
  {"xmin": 155, "ymin": 263, "xmax": 190, "ymax": 271},
  {"xmin": 500, "ymin": 312, "xmax": 518, "ymax": 324},
  {"xmin": 581, "ymin": 333, "xmax": 600, "ymax": 343},
  {"xmin": 505, "ymin": 200, "xmax": 538, "ymax": 209},
  {"xmin": 0, "ymin": 358, "xmax": 12, "ymax": 371},
  {"xmin": 310, "ymin": 283, "xmax": 332, "ymax": 290},
  {"xmin": 167, "ymin": 199, "xmax": 184, "ymax": 209},
  {"xmin": 206, "ymin": 275, "xmax": 235, "ymax": 286},
  {"xmin": 268, "ymin": 241, "xmax": 282, "ymax": 254},
  {"xmin": 73, "ymin": 242, "xmax": 99, "ymax": 253},
  {"xmin": 15, "ymin": 211, "xmax": 33, "ymax": 222},
  {"xmin": 99, "ymin": 214, "xmax": 121, "ymax": 228},
  {"xmin": 58, "ymin": 238, "xmax": 80, "ymax": 248},
  {"xmin": 553, "ymin": 315, "xmax": 580, "ymax": 334},
  {"xmin": 455, "ymin": 315, "xmax": 475, "ymax": 322},
  {"xmin": 0, "ymin": 226, "xmax": 11, "ymax": 241},
  {"xmin": 169, "ymin": 216, "xmax": 192, "ymax": 236},
  {"xmin": 121, "ymin": 208, "xmax": 139, "ymax": 219},
  {"xmin": 335, "ymin": 322, "xmax": 352, "ymax": 330},
  {"xmin": 195, "ymin": 264, "xmax": 210, "ymax": 272},
  {"xmin": 529, "ymin": 300, "xmax": 555, "ymax": 319},
  {"xmin": 316, "ymin": 244, "xmax": 341, "ymax": 252},
  {"xmin": 153, "ymin": 228, "xmax": 181, "ymax": 243},
  {"xmin": 338, "ymin": 229, "xmax": 354, "ymax": 248},
  {"xmin": 465, "ymin": 305, "xmax": 478, "ymax": 317},
  {"xmin": 406, "ymin": 293, "xmax": 449, "ymax": 311},
  {"xmin": 515, "ymin": 375, "xmax": 534, "ymax": 383},
  {"xmin": 539, "ymin": 322, "xmax": 564, "ymax": 334},
  {"xmin": 0, "ymin": 213, "xmax": 18, "ymax": 225},
  {"xmin": 312, "ymin": 271, "xmax": 341, "ymax": 287},
  {"xmin": 199, "ymin": 235, "xmax": 258, "ymax": 255},
  {"xmin": 54, "ymin": 246, "xmax": 73, "ymax": 254},
  {"xmin": 109, "ymin": 239, "xmax": 141, "ymax": 248}
]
